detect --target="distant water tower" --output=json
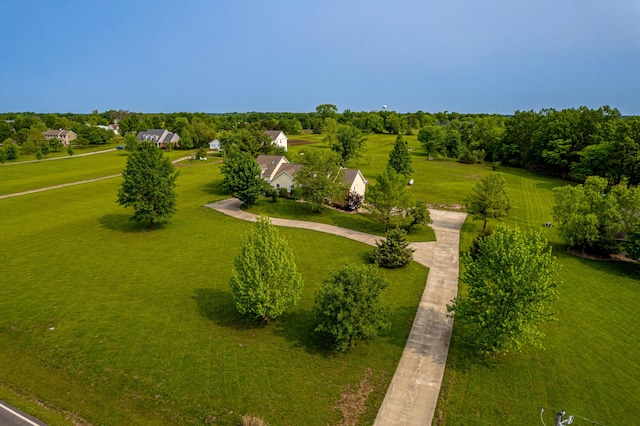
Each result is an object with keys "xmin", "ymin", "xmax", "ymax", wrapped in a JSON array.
[{"xmin": 382, "ymin": 105, "xmax": 387, "ymax": 111}]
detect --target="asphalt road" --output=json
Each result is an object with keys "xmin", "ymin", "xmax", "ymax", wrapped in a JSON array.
[{"xmin": 0, "ymin": 400, "xmax": 47, "ymax": 426}]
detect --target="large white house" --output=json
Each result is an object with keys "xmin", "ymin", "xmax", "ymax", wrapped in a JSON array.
[
  {"xmin": 264, "ymin": 130, "xmax": 288, "ymax": 152},
  {"xmin": 42, "ymin": 129, "xmax": 77, "ymax": 146},
  {"xmin": 256, "ymin": 155, "xmax": 366, "ymax": 198}
]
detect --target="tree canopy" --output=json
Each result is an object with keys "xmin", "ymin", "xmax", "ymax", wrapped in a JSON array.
[
  {"xmin": 314, "ymin": 263, "xmax": 390, "ymax": 351},
  {"xmin": 229, "ymin": 215, "xmax": 303, "ymax": 322},
  {"xmin": 220, "ymin": 149, "xmax": 265, "ymax": 206},
  {"xmin": 467, "ymin": 173, "xmax": 510, "ymax": 230},
  {"xmin": 117, "ymin": 142, "xmax": 179, "ymax": 228},
  {"xmin": 331, "ymin": 124, "xmax": 366, "ymax": 165},
  {"xmin": 553, "ymin": 176, "xmax": 640, "ymax": 253},
  {"xmin": 295, "ymin": 149, "xmax": 345, "ymax": 212},
  {"xmin": 366, "ymin": 168, "xmax": 414, "ymax": 231},
  {"xmin": 448, "ymin": 226, "xmax": 560, "ymax": 355}
]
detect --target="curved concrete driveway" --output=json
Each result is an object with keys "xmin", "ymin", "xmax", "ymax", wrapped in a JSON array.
[{"xmin": 206, "ymin": 198, "xmax": 467, "ymax": 425}]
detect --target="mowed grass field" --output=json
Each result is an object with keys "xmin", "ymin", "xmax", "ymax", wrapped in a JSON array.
[
  {"xmin": 294, "ymin": 134, "xmax": 640, "ymax": 424},
  {"xmin": 1, "ymin": 133, "xmax": 639, "ymax": 425},
  {"xmin": 0, "ymin": 156, "xmax": 429, "ymax": 425}
]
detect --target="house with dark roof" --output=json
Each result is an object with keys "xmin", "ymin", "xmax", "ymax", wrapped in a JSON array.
[
  {"xmin": 263, "ymin": 130, "xmax": 288, "ymax": 152},
  {"xmin": 137, "ymin": 129, "xmax": 180, "ymax": 148},
  {"xmin": 42, "ymin": 129, "xmax": 77, "ymax": 146},
  {"xmin": 256, "ymin": 155, "xmax": 366, "ymax": 197}
]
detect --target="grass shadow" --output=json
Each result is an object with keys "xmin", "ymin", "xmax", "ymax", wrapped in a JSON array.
[
  {"xmin": 192, "ymin": 288, "xmax": 267, "ymax": 331},
  {"xmin": 272, "ymin": 309, "xmax": 336, "ymax": 357},
  {"xmin": 201, "ymin": 180, "xmax": 227, "ymax": 196},
  {"xmin": 98, "ymin": 213, "xmax": 160, "ymax": 233}
]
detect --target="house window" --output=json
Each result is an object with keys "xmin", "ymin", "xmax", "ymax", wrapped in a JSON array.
[{"xmin": 276, "ymin": 184, "xmax": 280, "ymax": 189}]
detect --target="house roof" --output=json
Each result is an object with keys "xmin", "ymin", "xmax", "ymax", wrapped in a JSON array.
[
  {"xmin": 43, "ymin": 129, "xmax": 75, "ymax": 137},
  {"xmin": 256, "ymin": 155, "xmax": 288, "ymax": 178},
  {"xmin": 264, "ymin": 130, "xmax": 285, "ymax": 141},
  {"xmin": 343, "ymin": 168, "xmax": 363, "ymax": 186},
  {"xmin": 137, "ymin": 129, "xmax": 179, "ymax": 144},
  {"xmin": 273, "ymin": 163, "xmax": 302, "ymax": 180}
]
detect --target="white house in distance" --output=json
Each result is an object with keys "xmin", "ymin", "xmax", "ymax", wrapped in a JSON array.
[
  {"xmin": 42, "ymin": 129, "xmax": 77, "ymax": 146},
  {"xmin": 137, "ymin": 129, "xmax": 180, "ymax": 149},
  {"xmin": 209, "ymin": 139, "xmax": 221, "ymax": 150},
  {"xmin": 256, "ymin": 155, "xmax": 367, "ymax": 198},
  {"xmin": 264, "ymin": 130, "xmax": 288, "ymax": 152}
]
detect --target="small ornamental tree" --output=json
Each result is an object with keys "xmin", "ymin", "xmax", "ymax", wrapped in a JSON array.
[
  {"xmin": 405, "ymin": 201, "xmax": 432, "ymax": 232},
  {"xmin": 314, "ymin": 263, "xmax": 390, "ymax": 352},
  {"xmin": 220, "ymin": 149, "xmax": 265, "ymax": 206},
  {"xmin": 467, "ymin": 173, "xmax": 510, "ymax": 230},
  {"xmin": 67, "ymin": 145, "xmax": 74, "ymax": 156},
  {"xmin": 117, "ymin": 141, "xmax": 179, "ymax": 228},
  {"xmin": 387, "ymin": 134, "xmax": 413, "ymax": 176},
  {"xmin": 447, "ymin": 226, "xmax": 560, "ymax": 355},
  {"xmin": 229, "ymin": 215, "xmax": 303, "ymax": 322},
  {"xmin": 371, "ymin": 227, "xmax": 415, "ymax": 268},
  {"xmin": 366, "ymin": 168, "xmax": 414, "ymax": 231}
]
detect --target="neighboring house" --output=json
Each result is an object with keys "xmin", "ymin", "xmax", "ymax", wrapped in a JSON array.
[
  {"xmin": 256, "ymin": 155, "xmax": 366, "ymax": 197},
  {"xmin": 96, "ymin": 124, "xmax": 119, "ymax": 134},
  {"xmin": 264, "ymin": 130, "xmax": 288, "ymax": 152},
  {"xmin": 42, "ymin": 129, "xmax": 77, "ymax": 146},
  {"xmin": 209, "ymin": 139, "xmax": 221, "ymax": 150},
  {"xmin": 137, "ymin": 129, "xmax": 180, "ymax": 148}
]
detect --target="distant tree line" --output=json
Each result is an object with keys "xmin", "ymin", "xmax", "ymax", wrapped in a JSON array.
[{"xmin": 3, "ymin": 105, "xmax": 639, "ymax": 186}]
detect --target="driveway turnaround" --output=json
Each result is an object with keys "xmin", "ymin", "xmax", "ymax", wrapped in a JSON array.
[{"xmin": 206, "ymin": 198, "xmax": 467, "ymax": 425}]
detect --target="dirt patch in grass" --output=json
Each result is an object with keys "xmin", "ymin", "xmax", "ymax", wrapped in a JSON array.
[
  {"xmin": 288, "ymin": 139, "xmax": 319, "ymax": 146},
  {"xmin": 333, "ymin": 368, "xmax": 374, "ymax": 426}
]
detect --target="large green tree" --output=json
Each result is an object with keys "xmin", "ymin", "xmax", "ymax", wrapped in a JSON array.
[
  {"xmin": 387, "ymin": 134, "xmax": 413, "ymax": 176},
  {"xmin": 220, "ymin": 149, "xmax": 265, "ymax": 206},
  {"xmin": 332, "ymin": 124, "xmax": 366, "ymax": 165},
  {"xmin": 314, "ymin": 263, "xmax": 390, "ymax": 352},
  {"xmin": 366, "ymin": 168, "xmax": 413, "ymax": 231},
  {"xmin": 552, "ymin": 176, "xmax": 640, "ymax": 253},
  {"xmin": 467, "ymin": 173, "xmax": 510, "ymax": 230},
  {"xmin": 117, "ymin": 141, "xmax": 179, "ymax": 228},
  {"xmin": 229, "ymin": 215, "xmax": 303, "ymax": 322},
  {"xmin": 447, "ymin": 226, "xmax": 560, "ymax": 355},
  {"xmin": 295, "ymin": 149, "xmax": 345, "ymax": 212}
]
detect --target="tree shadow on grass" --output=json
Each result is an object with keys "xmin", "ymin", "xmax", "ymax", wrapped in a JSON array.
[
  {"xmin": 272, "ymin": 310, "xmax": 336, "ymax": 357},
  {"xmin": 201, "ymin": 180, "xmax": 227, "ymax": 196},
  {"xmin": 192, "ymin": 288, "xmax": 268, "ymax": 331},
  {"xmin": 98, "ymin": 213, "xmax": 162, "ymax": 233}
]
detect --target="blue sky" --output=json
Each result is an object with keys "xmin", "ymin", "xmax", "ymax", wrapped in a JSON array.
[{"xmin": 1, "ymin": 0, "xmax": 638, "ymax": 114}]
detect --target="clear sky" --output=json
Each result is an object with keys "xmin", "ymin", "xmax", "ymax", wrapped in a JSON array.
[{"xmin": 1, "ymin": 0, "xmax": 638, "ymax": 114}]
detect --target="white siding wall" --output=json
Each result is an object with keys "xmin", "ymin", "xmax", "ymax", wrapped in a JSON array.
[{"xmin": 350, "ymin": 173, "xmax": 367, "ymax": 198}]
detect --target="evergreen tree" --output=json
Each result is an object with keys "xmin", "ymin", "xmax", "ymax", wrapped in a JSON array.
[
  {"xmin": 117, "ymin": 141, "xmax": 179, "ymax": 228},
  {"xmin": 230, "ymin": 215, "xmax": 303, "ymax": 322},
  {"xmin": 387, "ymin": 134, "xmax": 413, "ymax": 176},
  {"xmin": 220, "ymin": 149, "xmax": 265, "ymax": 206},
  {"xmin": 371, "ymin": 227, "xmax": 415, "ymax": 268},
  {"xmin": 314, "ymin": 263, "xmax": 390, "ymax": 351},
  {"xmin": 366, "ymin": 168, "xmax": 414, "ymax": 231}
]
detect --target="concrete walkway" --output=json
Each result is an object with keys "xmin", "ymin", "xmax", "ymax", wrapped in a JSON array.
[{"xmin": 205, "ymin": 198, "xmax": 467, "ymax": 425}]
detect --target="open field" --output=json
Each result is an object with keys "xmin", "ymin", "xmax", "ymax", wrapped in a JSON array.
[
  {"xmin": 1, "ymin": 134, "xmax": 639, "ymax": 425},
  {"xmin": 0, "ymin": 158, "xmax": 428, "ymax": 425},
  {"xmin": 292, "ymin": 134, "xmax": 640, "ymax": 424}
]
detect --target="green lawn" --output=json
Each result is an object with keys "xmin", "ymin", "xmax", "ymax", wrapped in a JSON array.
[
  {"xmin": 0, "ymin": 158, "xmax": 428, "ymax": 425},
  {"xmin": 2, "ymin": 136, "xmax": 639, "ymax": 425},
  {"xmin": 0, "ymin": 149, "xmax": 194, "ymax": 196},
  {"xmin": 289, "ymin": 134, "xmax": 640, "ymax": 424},
  {"xmin": 244, "ymin": 198, "xmax": 435, "ymax": 242}
]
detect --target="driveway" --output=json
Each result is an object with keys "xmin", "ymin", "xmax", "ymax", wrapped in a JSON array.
[{"xmin": 206, "ymin": 198, "xmax": 467, "ymax": 425}]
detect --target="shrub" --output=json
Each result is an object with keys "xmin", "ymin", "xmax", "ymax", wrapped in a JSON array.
[
  {"xmin": 370, "ymin": 227, "xmax": 415, "ymax": 268},
  {"xmin": 344, "ymin": 191, "xmax": 363, "ymax": 211},
  {"xmin": 290, "ymin": 187, "xmax": 302, "ymax": 200},
  {"xmin": 278, "ymin": 187, "xmax": 288, "ymax": 198},
  {"xmin": 196, "ymin": 147, "xmax": 207, "ymax": 159}
]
